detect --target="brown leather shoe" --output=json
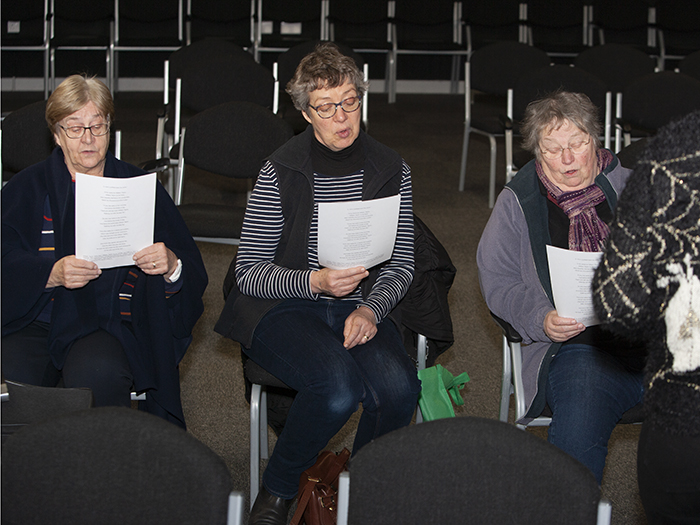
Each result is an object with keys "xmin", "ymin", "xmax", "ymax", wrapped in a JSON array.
[{"xmin": 249, "ymin": 487, "xmax": 294, "ymax": 525}]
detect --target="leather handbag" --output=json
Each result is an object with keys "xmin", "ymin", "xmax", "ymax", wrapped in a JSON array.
[
  {"xmin": 416, "ymin": 364, "xmax": 470, "ymax": 421},
  {"xmin": 290, "ymin": 448, "xmax": 351, "ymax": 525}
]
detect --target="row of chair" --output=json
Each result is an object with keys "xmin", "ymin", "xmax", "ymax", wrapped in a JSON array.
[
  {"xmin": 460, "ymin": 42, "xmax": 700, "ymax": 207},
  {"xmin": 4, "ymin": 0, "xmax": 698, "ymax": 100}
]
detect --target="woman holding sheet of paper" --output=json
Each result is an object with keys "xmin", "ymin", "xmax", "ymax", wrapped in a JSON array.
[
  {"xmin": 215, "ymin": 42, "xmax": 419, "ymax": 525},
  {"xmin": 1, "ymin": 75, "xmax": 207, "ymax": 428},
  {"xmin": 476, "ymin": 91, "xmax": 645, "ymax": 484}
]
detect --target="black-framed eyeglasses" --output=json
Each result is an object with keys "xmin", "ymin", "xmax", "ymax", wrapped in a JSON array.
[
  {"xmin": 308, "ymin": 96, "xmax": 362, "ymax": 119},
  {"xmin": 59, "ymin": 122, "xmax": 110, "ymax": 139}
]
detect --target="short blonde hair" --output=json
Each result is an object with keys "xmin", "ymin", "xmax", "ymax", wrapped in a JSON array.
[{"xmin": 45, "ymin": 74, "xmax": 114, "ymax": 133}]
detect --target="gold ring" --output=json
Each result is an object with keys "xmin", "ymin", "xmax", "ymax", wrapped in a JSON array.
[
  {"xmin": 152, "ymin": 262, "xmax": 157, "ymax": 268},
  {"xmin": 364, "ymin": 335, "xmax": 369, "ymax": 340}
]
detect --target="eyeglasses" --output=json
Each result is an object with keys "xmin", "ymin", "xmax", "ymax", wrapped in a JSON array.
[
  {"xmin": 59, "ymin": 122, "xmax": 110, "ymax": 139},
  {"xmin": 540, "ymin": 136, "xmax": 591, "ymax": 160},
  {"xmin": 308, "ymin": 96, "xmax": 361, "ymax": 119}
]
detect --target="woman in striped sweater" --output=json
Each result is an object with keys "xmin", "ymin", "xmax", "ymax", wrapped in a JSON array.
[{"xmin": 215, "ymin": 43, "xmax": 420, "ymax": 525}]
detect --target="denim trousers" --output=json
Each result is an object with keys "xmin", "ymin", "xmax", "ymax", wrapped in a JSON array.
[
  {"xmin": 545, "ymin": 343, "xmax": 644, "ymax": 485},
  {"xmin": 245, "ymin": 298, "xmax": 421, "ymax": 499}
]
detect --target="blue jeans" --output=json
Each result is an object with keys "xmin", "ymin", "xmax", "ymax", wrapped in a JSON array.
[
  {"xmin": 246, "ymin": 298, "xmax": 421, "ymax": 499},
  {"xmin": 545, "ymin": 343, "xmax": 644, "ymax": 485}
]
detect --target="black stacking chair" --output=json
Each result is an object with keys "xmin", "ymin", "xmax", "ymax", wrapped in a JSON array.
[
  {"xmin": 327, "ymin": 0, "xmax": 393, "ymax": 96},
  {"xmin": 185, "ymin": 0, "xmax": 255, "ymax": 48},
  {"xmin": 1, "ymin": 99, "xmax": 53, "ymax": 184},
  {"xmin": 0, "ymin": 0, "xmax": 51, "ymax": 98},
  {"xmin": 253, "ymin": 0, "xmax": 324, "ymax": 62},
  {"xmin": 588, "ymin": 0, "xmax": 658, "ymax": 57},
  {"xmin": 524, "ymin": 0, "xmax": 591, "ymax": 60},
  {"xmin": 574, "ymin": 43, "xmax": 658, "ymax": 152},
  {"xmin": 656, "ymin": 0, "xmax": 700, "ymax": 70},
  {"xmin": 458, "ymin": 41, "xmax": 550, "ymax": 205},
  {"xmin": 49, "ymin": 0, "xmax": 113, "ymax": 92},
  {"xmin": 390, "ymin": 0, "xmax": 469, "ymax": 103},
  {"xmin": 173, "ymin": 101, "xmax": 294, "ymax": 245},
  {"xmin": 618, "ymin": 71, "xmax": 700, "ymax": 149},
  {"xmin": 1, "ymin": 407, "xmax": 244, "ymax": 525},
  {"xmin": 337, "ymin": 417, "xmax": 612, "ymax": 525},
  {"xmin": 462, "ymin": 0, "xmax": 525, "ymax": 52},
  {"xmin": 1, "ymin": 380, "xmax": 94, "ymax": 443}
]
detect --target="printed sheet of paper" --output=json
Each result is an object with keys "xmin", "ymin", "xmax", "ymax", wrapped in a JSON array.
[
  {"xmin": 546, "ymin": 245, "xmax": 603, "ymax": 326},
  {"xmin": 75, "ymin": 172, "xmax": 156, "ymax": 269},
  {"xmin": 317, "ymin": 195, "xmax": 400, "ymax": 270}
]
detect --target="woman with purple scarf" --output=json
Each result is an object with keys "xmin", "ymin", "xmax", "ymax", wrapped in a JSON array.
[{"xmin": 477, "ymin": 91, "xmax": 645, "ymax": 484}]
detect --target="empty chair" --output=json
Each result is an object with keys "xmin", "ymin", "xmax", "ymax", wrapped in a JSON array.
[
  {"xmin": 679, "ymin": 48, "xmax": 700, "ymax": 81},
  {"xmin": 462, "ymin": 0, "xmax": 526, "ymax": 52},
  {"xmin": 174, "ymin": 101, "xmax": 294, "ymax": 244},
  {"xmin": 49, "ymin": 0, "xmax": 113, "ymax": 91},
  {"xmin": 524, "ymin": 0, "xmax": 590, "ymax": 60},
  {"xmin": 253, "ymin": 0, "xmax": 324, "ymax": 61},
  {"xmin": 186, "ymin": 0, "xmax": 255, "ymax": 48},
  {"xmin": 112, "ymin": 0, "xmax": 184, "ymax": 92},
  {"xmin": 338, "ymin": 417, "xmax": 612, "ymax": 525},
  {"xmin": 1, "ymin": 99, "xmax": 54, "ymax": 184},
  {"xmin": 1, "ymin": 407, "xmax": 244, "ymax": 524},
  {"xmin": 655, "ymin": 0, "xmax": 700, "ymax": 70},
  {"xmin": 390, "ymin": 0, "xmax": 469, "ymax": 103},
  {"xmin": 458, "ymin": 41, "xmax": 550, "ymax": 206},
  {"xmin": 327, "ymin": 0, "xmax": 393, "ymax": 93},
  {"xmin": 619, "ymin": 71, "xmax": 700, "ymax": 147},
  {"xmin": 588, "ymin": 0, "xmax": 657, "ymax": 55},
  {"xmin": 574, "ymin": 43, "xmax": 658, "ymax": 151},
  {"xmin": 0, "ymin": 0, "xmax": 51, "ymax": 97}
]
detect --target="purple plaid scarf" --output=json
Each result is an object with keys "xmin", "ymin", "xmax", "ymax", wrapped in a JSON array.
[{"xmin": 536, "ymin": 149, "xmax": 613, "ymax": 252}]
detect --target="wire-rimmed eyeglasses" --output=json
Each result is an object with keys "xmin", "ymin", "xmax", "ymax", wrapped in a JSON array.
[
  {"xmin": 308, "ymin": 96, "xmax": 362, "ymax": 119},
  {"xmin": 540, "ymin": 135, "xmax": 592, "ymax": 160},
  {"xmin": 59, "ymin": 122, "xmax": 110, "ymax": 139}
]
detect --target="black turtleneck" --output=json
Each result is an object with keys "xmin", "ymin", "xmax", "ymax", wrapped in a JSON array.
[{"xmin": 310, "ymin": 133, "xmax": 365, "ymax": 176}]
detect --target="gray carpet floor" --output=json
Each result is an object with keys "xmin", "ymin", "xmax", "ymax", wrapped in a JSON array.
[{"xmin": 3, "ymin": 90, "xmax": 647, "ymax": 524}]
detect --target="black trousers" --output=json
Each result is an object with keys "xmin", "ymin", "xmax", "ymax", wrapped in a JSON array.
[
  {"xmin": 2, "ymin": 321, "xmax": 133, "ymax": 407},
  {"xmin": 638, "ymin": 422, "xmax": 700, "ymax": 524}
]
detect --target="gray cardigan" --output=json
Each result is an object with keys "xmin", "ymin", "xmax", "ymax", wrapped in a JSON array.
[{"xmin": 476, "ymin": 152, "xmax": 630, "ymax": 424}]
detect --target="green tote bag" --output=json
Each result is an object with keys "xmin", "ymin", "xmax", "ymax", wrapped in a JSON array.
[{"xmin": 417, "ymin": 364, "xmax": 470, "ymax": 421}]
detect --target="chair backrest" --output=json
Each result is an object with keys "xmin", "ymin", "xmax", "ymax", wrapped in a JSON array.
[
  {"xmin": 255, "ymin": 0, "xmax": 324, "ymax": 54},
  {"xmin": 327, "ymin": 0, "xmax": 392, "ymax": 51},
  {"xmin": 469, "ymin": 41, "xmax": 551, "ymax": 96},
  {"xmin": 347, "ymin": 416, "xmax": 603, "ymax": 525},
  {"xmin": 393, "ymin": 0, "xmax": 462, "ymax": 48},
  {"xmin": 680, "ymin": 49, "xmax": 700, "ymax": 81},
  {"xmin": 463, "ymin": 0, "xmax": 524, "ymax": 50},
  {"xmin": 589, "ymin": 0, "xmax": 657, "ymax": 51},
  {"xmin": 655, "ymin": 0, "xmax": 700, "ymax": 61},
  {"xmin": 512, "ymin": 64, "xmax": 609, "ymax": 123},
  {"xmin": 1, "ymin": 100, "xmax": 54, "ymax": 183},
  {"xmin": 621, "ymin": 71, "xmax": 700, "ymax": 133},
  {"xmin": 574, "ymin": 43, "xmax": 657, "ymax": 94},
  {"xmin": 1, "ymin": 0, "xmax": 49, "ymax": 46},
  {"xmin": 524, "ymin": 0, "xmax": 589, "ymax": 56},
  {"xmin": 1, "ymin": 406, "xmax": 236, "ymax": 525},
  {"xmin": 181, "ymin": 100, "xmax": 294, "ymax": 180},
  {"xmin": 51, "ymin": 0, "xmax": 113, "ymax": 44},
  {"xmin": 115, "ymin": 0, "xmax": 183, "ymax": 46},
  {"xmin": 186, "ymin": 0, "xmax": 254, "ymax": 47}
]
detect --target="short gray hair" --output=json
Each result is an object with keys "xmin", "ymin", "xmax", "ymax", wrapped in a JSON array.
[
  {"xmin": 286, "ymin": 42, "xmax": 368, "ymax": 113},
  {"xmin": 520, "ymin": 90, "xmax": 602, "ymax": 160}
]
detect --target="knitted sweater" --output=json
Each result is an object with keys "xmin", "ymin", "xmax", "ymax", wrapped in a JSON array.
[{"xmin": 593, "ymin": 113, "xmax": 700, "ymax": 436}]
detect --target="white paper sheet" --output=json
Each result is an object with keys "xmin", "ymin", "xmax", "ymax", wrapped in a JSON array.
[
  {"xmin": 317, "ymin": 195, "xmax": 400, "ymax": 270},
  {"xmin": 75, "ymin": 172, "xmax": 156, "ymax": 269},
  {"xmin": 546, "ymin": 245, "xmax": 603, "ymax": 326}
]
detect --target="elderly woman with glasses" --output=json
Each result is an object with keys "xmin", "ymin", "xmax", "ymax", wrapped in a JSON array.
[
  {"xmin": 1, "ymin": 74, "xmax": 208, "ymax": 428},
  {"xmin": 215, "ymin": 42, "xmax": 419, "ymax": 524},
  {"xmin": 477, "ymin": 91, "xmax": 645, "ymax": 484}
]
